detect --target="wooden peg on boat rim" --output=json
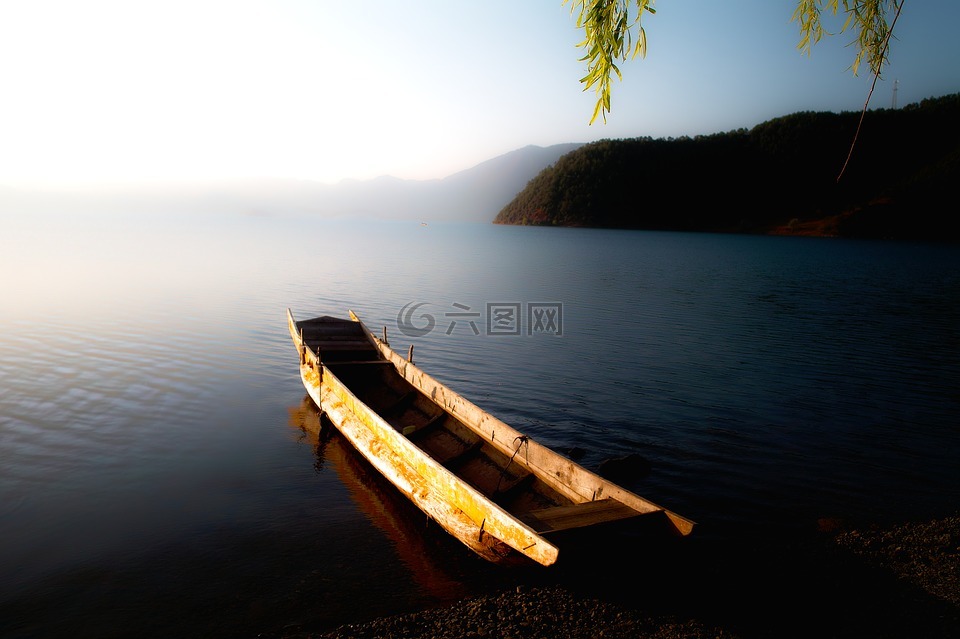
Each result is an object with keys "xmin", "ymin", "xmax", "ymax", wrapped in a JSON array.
[{"xmin": 407, "ymin": 344, "xmax": 414, "ymax": 364}]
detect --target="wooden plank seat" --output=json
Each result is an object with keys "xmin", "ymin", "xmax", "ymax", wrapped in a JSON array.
[
  {"xmin": 492, "ymin": 471, "xmax": 534, "ymax": 499},
  {"xmin": 308, "ymin": 340, "xmax": 376, "ymax": 350},
  {"xmin": 383, "ymin": 390, "xmax": 417, "ymax": 417},
  {"xmin": 400, "ymin": 409, "xmax": 447, "ymax": 437},
  {"xmin": 518, "ymin": 498, "xmax": 642, "ymax": 535},
  {"xmin": 434, "ymin": 437, "xmax": 483, "ymax": 468}
]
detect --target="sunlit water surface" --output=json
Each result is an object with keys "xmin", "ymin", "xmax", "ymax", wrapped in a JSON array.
[{"xmin": 1, "ymin": 211, "xmax": 958, "ymax": 637}]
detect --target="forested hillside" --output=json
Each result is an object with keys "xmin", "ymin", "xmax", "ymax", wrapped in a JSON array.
[{"xmin": 494, "ymin": 93, "xmax": 960, "ymax": 241}]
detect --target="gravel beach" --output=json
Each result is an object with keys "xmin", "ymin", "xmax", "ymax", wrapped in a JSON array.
[{"xmin": 279, "ymin": 513, "xmax": 960, "ymax": 639}]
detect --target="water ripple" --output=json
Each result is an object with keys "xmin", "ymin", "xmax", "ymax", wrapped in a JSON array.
[{"xmin": 3, "ymin": 218, "xmax": 959, "ymax": 635}]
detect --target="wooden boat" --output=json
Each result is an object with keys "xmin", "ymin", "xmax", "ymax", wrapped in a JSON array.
[{"xmin": 287, "ymin": 308, "xmax": 694, "ymax": 567}]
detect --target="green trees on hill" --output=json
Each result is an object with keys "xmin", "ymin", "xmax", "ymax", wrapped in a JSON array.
[{"xmin": 494, "ymin": 93, "xmax": 960, "ymax": 240}]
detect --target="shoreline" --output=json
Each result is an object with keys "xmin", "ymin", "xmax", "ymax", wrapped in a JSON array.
[{"xmin": 279, "ymin": 513, "xmax": 959, "ymax": 639}]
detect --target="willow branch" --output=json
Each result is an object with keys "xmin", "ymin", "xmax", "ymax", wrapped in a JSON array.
[{"xmin": 837, "ymin": 0, "xmax": 906, "ymax": 182}]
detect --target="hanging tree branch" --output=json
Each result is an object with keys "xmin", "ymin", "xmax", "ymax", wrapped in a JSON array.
[
  {"xmin": 833, "ymin": 0, "xmax": 905, "ymax": 181},
  {"xmin": 567, "ymin": 1, "xmax": 906, "ymax": 178},
  {"xmin": 565, "ymin": 0, "xmax": 656, "ymax": 125}
]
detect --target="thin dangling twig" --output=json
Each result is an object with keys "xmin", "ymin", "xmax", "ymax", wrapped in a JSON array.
[{"xmin": 837, "ymin": 0, "xmax": 906, "ymax": 182}]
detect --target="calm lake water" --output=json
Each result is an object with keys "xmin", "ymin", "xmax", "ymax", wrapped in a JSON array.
[{"xmin": 1, "ymin": 211, "xmax": 959, "ymax": 637}]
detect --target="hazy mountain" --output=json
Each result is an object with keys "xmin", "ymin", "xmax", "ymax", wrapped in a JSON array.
[
  {"xmin": 0, "ymin": 143, "xmax": 584, "ymax": 222},
  {"xmin": 317, "ymin": 143, "xmax": 585, "ymax": 222}
]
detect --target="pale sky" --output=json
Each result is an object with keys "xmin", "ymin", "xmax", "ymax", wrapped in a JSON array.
[{"xmin": 1, "ymin": 0, "xmax": 958, "ymax": 188}]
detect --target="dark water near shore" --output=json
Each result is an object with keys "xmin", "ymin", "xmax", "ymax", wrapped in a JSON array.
[{"xmin": 1, "ymin": 212, "xmax": 959, "ymax": 637}]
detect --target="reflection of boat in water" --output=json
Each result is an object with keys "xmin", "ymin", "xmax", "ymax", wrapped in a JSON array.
[
  {"xmin": 287, "ymin": 308, "xmax": 694, "ymax": 567},
  {"xmin": 288, "ymin": 398, "xmax": 472, "ymax": 600}
]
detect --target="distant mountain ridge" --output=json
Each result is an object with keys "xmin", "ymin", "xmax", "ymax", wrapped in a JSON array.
[
  {"xmin": 312, "ymin": 143, "xmax": 585, "ymax": 222},
  {"xmin": 0, "ymin": 143, "xmax": 584, "ymax": 222}
]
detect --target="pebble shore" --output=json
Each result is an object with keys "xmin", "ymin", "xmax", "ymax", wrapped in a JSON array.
[
  {"xmin": 315, "ymin": 585, "xmax": 731, "ymax": 639},
  {"xmin": 287, "ymin": 514, "xmax": 959, "ymax": 639}
]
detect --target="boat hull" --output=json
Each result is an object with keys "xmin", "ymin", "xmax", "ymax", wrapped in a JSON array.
[{"xmin": 287, "ymin": 308, "xmax": 694, "ymax": 567}]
